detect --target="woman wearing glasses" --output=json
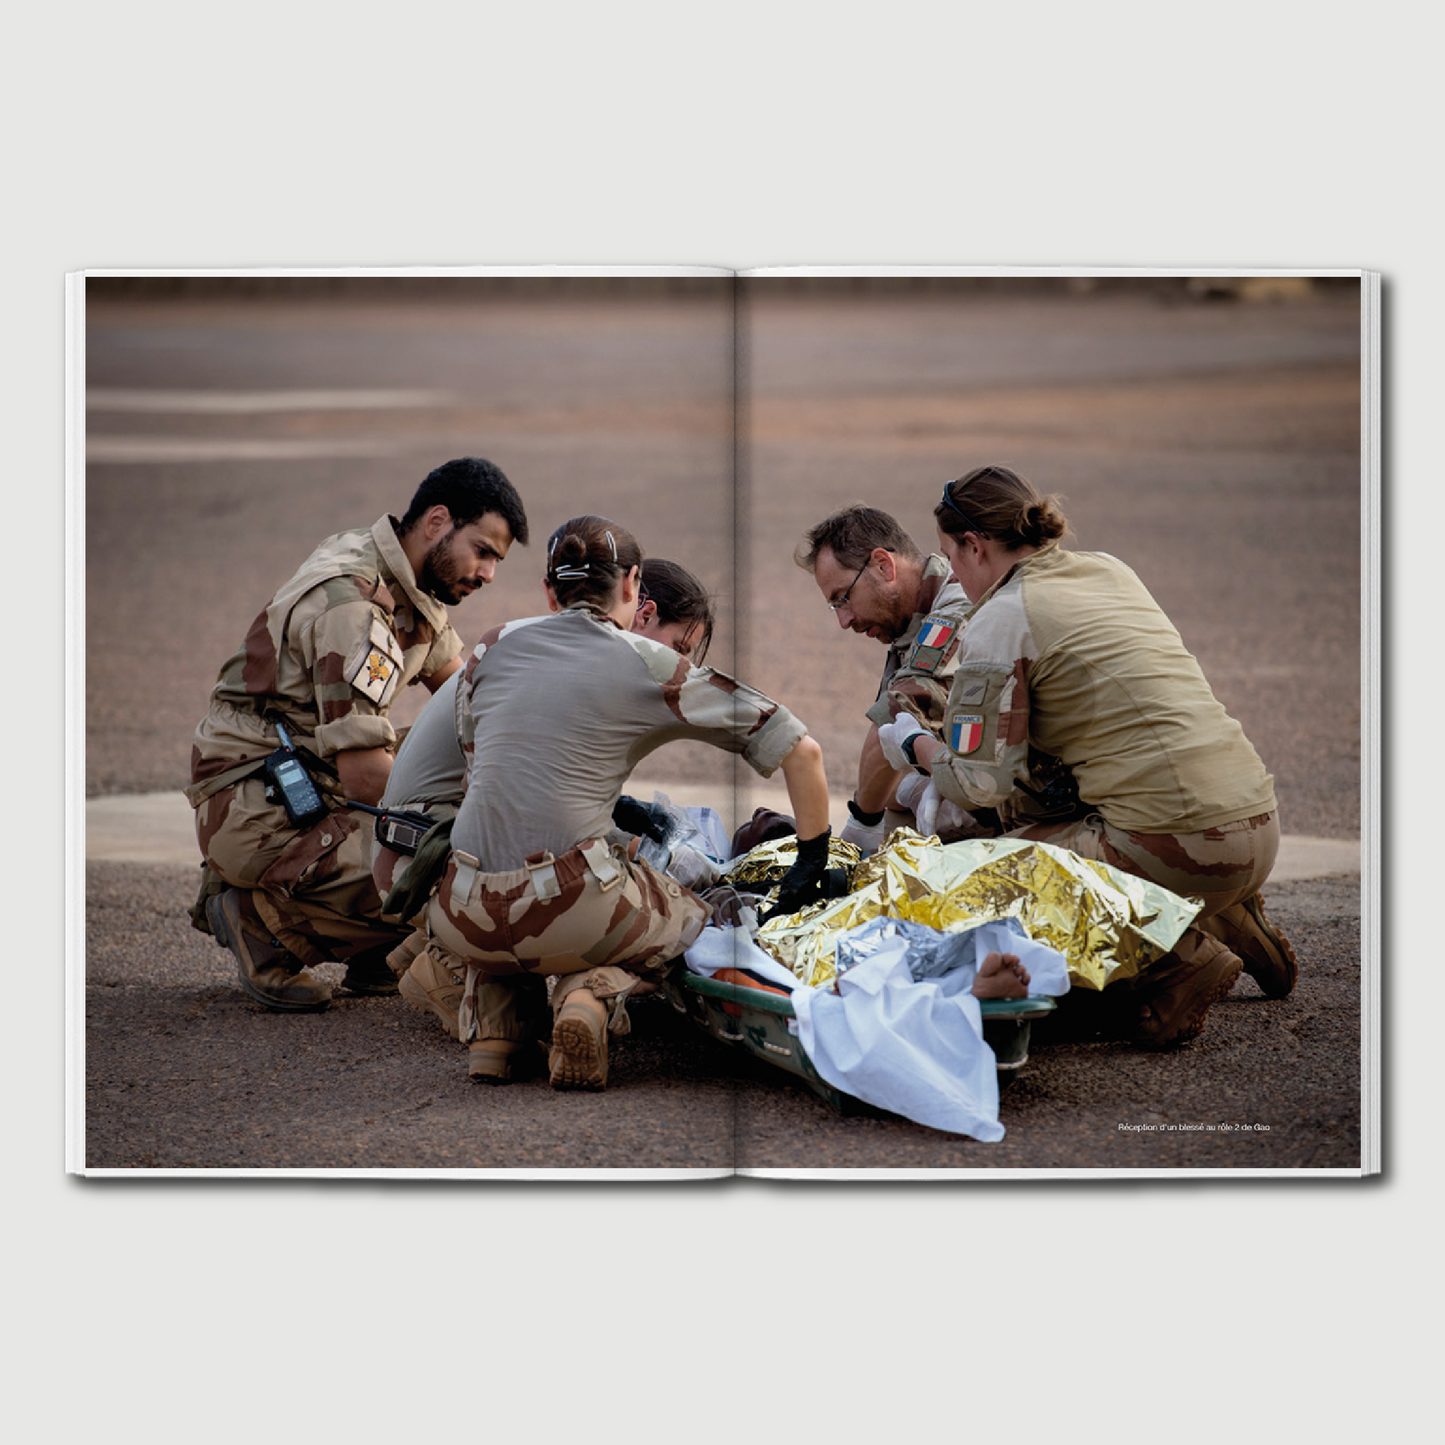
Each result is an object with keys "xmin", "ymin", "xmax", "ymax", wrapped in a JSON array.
[
  {"xmin": 631, "ymin": 557, "xmax": 715, "ymax": 663},
  {"xmin": 877, "ymin": 464, "xmax": 1296, "ymax": 1049},
  {"xmin": 426, "ymin": 515, "xmax": 835, "ymax": 1090}
]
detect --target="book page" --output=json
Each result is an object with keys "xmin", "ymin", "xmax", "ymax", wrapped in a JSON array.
[
  {"xmin": 730, "ymin": 269, "xmax": 1373, "ymax": 1176},
  {"xmin": 73, "ymin": 268, "xmax": 744, "ymax": 1180},
  {"xmin": 73, "ymin": 267, "xmax": 1375, "ymax": 1179}
]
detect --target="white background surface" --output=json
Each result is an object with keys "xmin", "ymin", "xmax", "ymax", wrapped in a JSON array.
[{"xmin": 13, "ymin": 7, "xmax": 1424, "ymax": 1441}]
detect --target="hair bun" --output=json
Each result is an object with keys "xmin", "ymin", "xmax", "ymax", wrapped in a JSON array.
[{"xmin": 555, "ymin": 533, "xmax": 588, "ymax": 566}]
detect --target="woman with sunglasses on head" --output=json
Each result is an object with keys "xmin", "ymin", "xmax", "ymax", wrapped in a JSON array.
[
  {"xmin": 426, "ymin": 515, "xmax": 833, "ymax": 1091},
  {"xmin": 876, "ymin": 464, "xmax": 1297, "ymax": 1050}
]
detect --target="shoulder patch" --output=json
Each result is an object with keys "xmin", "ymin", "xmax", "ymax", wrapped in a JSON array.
[
  {"xmin": 350, "ymin": 616, "xmax": 404, "ymax": 706},
  {"xmin": 905, "ymin": 613, "xmax": 960, "ymax": 674},
  {"xmin": 948, "ymin": 712, "xmax": 985, "ymax": 755},
  {"xmin": 950, "ymin": 674, "xmax": 989, "ymax": 708}
]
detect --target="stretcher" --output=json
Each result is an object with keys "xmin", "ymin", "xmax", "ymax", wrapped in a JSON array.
[{"xmin": 663, "ymin": 966, "xmax": 1056, "ymax": 1114}]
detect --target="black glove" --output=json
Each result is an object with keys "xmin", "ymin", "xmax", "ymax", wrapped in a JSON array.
[
  {"xmin": 612, "ymin": 794, "xmax": 672, "ymax": 844},
  {"xmin": 761, "ymin": 829, "xmax": 832, "ymax": 921}
]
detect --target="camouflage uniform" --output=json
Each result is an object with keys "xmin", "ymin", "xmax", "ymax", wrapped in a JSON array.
[
  {"xmin": 186, "ymin": 515, "xmax": 462, "ymax": 967},
  {"xmin": 426, "ymin": 604, "xmax": 809, "ymax": 1035},
  {"xmin": 866, "ymin": 553, "xmax": 971, "ymax": 738},
  {"xmin": 862, "ymin": 553, "xmax": 989, "ymax": 840},
  {"xmin": 370, "ymin": 669, "xmax": 540, "ymax": 1045},
  {"xmin": 928, "ymin": 543, "xmax": 1280, "ymax": 923}
]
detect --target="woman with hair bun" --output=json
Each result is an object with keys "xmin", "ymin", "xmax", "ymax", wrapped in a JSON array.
[
  {"xmin": 427, "ymin": 515, "xmax": 833, "ymax": 1091},
  {"xmin": 876, "ymin": 464, "xmax": 1297, "ymax": 1050}
]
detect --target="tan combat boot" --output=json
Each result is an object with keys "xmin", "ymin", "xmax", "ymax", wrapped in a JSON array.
[
  {"xmin": 399, "ymin": 946, "xmax": 466, "ymax": 1040},
  {"xmin": 1201, "ymin": 892, "xmax": 1298, "ymax": 999},
  {"xmin": 1128, "ymin": 932, "xmax": 1243, "ymax": 1049},
  {"xmin": 467, "ymin": 1038, "xmax": 535, "ymax": 1084},
  {"xmin": 549, "ymin": 989, "xmax": 609, "ymax": 1091},
  {"xmin": 205, "ymin": 888, "xmax": 331, "ymax": 1012}
]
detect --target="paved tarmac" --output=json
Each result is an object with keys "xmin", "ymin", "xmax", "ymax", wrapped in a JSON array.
[{"xmin": 76, "ymin": 278, "xmax": 1370, "ymax": 1174}]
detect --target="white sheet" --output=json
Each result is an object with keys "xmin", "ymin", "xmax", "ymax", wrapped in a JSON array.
[
  {"xmin": 682, "ymin": 919, "xmax": 1070, "ymax": 1141},
  {"xmin": 682, "ymin": 924, "xmax": 803, "ymax": 993},
  {"xmin": 792, "ymin": 945, "xmax": 1004, "ymax": 1140}
]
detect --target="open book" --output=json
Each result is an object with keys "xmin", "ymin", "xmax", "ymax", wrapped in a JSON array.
[{"xmin": 70, "ymin": 268, "xmax": 1377, "ymax": 1178}]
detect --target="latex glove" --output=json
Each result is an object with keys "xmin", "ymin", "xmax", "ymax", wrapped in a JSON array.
[
  {"xmin": 911, "ymin": 783, "xmax": 982, "ymax": 841},
  {"xmin": 839, "ymin": 801, "xmax": 885, "ymax": 856},
  {"xmin": 913, "ymin": 779, "xmax": 943, "ymax": 838},
  {"xmin": 893, "ymin": 771, "xmax": 931, "ymax": 815},
  {"xmin": 940, "ymin": 798, "xmax": 993, "ymax": 839},
  {"xmin": 761, "ymin": 830, "xmax": 832, "ymax": 921},
  {"xmin": 877, "ymin": 714, "xmax": 927, "ymax": 772}
]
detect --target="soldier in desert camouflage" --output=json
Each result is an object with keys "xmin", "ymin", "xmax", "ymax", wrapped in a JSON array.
[
  {"xmin": 185, "ymin": 456, "xmax": 528, "ymax": 1013},
  {"xmin": 876, "ymin": 464, "xmax": 1299, "ymax": 1049},
  {"xmin": 796, "ymin": 505, "xmax": 987, "ymax": 852},
  {"xmin": 426, "ymin": 516, "xmax": 833, "ymax": 1090},
  {"xmin": 370, "ymin": 558, "xmax": 719, "ymax": 1069}
]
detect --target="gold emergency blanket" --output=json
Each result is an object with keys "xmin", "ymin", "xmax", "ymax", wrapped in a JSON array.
[
  {"xmin": 725, "ymin": 833, "xmax": 864, "ymax": 888},
  {"xmin": 742, "ymin": 828, "xmax": 1202, "ymax": 991}
]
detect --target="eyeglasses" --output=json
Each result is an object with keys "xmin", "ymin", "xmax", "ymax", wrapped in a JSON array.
[
  {"xmin": 827, "ymin": 558, "xmax": 870, "ymax": 613},
  {"xmin": 940, "ymin": 481, "xmax": 983, "ymax": 535},
  {"xmin": 636, "ymin": 580, "xmax": 650, "ymax": 606}
]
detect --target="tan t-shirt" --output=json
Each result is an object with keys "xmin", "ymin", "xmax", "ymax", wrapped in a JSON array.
[{"xmin": 931, "ymin": 545, "xmax": 1276, "ymax": 833}]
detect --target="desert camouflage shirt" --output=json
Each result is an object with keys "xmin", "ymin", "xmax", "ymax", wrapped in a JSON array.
[
  {"xmin": 865, "ymin": 553, "xmax": 971, "ymax": 735},
  {"xmin": 187, "ymin": 515, "xmax": 461, "ymax": 803},
  {"xmin": 451, "ymin": 604, "xmax": 808, "ymax": 870},
  {"xmin": 930, "ymin": 544, "xmax": 1277, "ymax": 833}
]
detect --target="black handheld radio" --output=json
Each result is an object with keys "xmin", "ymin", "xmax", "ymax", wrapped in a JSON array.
[
  {"xmin": 345, "ymin": 801, "xmax": 439, "ymax": 856},
  {"xmin": 264, "ymin": 721, "xmax": 330, "ymax": 829}
]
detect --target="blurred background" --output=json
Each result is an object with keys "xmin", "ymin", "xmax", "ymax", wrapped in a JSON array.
[{"xmin": 84, "ymin": 272, "xmax": 1362, "ymax": 843}]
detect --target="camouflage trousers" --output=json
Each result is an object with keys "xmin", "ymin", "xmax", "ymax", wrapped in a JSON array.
[
  {"xmin": 426, "ymin": 836, "xmax": 711, "ymax": 979},
  {"xmin": 1007, "ymin": 809, "xmax": 1281, "ymax": 921},
  {"xmin": 389, "ymin": 929, "xmax": 549, "ymax": 1044},
  {"xmin": 194, "ymin": 775, "xmax": 409, "ymax": 968}
]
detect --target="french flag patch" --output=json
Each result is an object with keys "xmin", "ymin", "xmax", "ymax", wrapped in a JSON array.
[
  {"xmin": 917, "ymin": 617, "xmax": 955, "ymax": 650},
  {"xmin": 949, "ymin": 713, "xmax": 985, "ymax": 754}
]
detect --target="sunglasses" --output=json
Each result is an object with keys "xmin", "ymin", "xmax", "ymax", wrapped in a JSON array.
[{"xmin": 940, "ymin": 481, "xmax": 984, "ymax": 535}]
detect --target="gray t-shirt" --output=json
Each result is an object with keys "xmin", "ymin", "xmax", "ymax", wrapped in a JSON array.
[
  {"xmin": 451, "ymin": 606, "xmax": 807, "ymax": 871},
  {"xmin": 380, "ymin": 670, "xmax": 466, "ymax": 809}
]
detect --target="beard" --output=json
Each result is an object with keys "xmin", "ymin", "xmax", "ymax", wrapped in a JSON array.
[{"xmin": 418, "ymin": 532, "xmax": 472, "ymax": 605}]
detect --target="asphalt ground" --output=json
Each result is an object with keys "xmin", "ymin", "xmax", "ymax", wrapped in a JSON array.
[{"xmin": 77, "ymin": 278, "xmax": 1369, "ymax": 1173}]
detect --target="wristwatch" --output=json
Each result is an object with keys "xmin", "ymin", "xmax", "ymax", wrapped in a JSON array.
[{"xmin": 846, "ymin": 798, "xmax": 885, "ymax": 827}]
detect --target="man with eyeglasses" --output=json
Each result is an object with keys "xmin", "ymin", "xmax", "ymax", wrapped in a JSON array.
[{"xmin": 795, "ymin": 504, "xmax": 984, "ymax": 853}]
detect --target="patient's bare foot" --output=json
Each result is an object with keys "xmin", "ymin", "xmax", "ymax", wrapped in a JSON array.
[{"xmin": 972, "ymin": 950, "xmax": 1030, "ymax": 1000}]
